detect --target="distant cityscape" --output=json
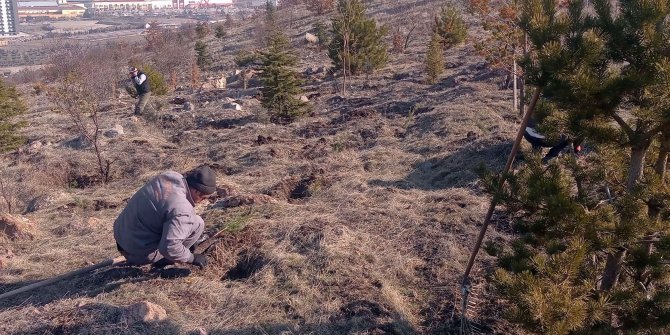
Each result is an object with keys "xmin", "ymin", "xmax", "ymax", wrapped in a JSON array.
[{"xmin": 1, "ymin": 0, "xmax": 279, "ymax": 37}]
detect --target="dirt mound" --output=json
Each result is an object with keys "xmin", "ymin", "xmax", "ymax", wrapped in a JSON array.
[{"xmin": 0, "ymin": 213, "xmax": 35, "ymax": 240}]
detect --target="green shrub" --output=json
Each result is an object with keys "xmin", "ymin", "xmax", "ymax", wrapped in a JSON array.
[
  {"xmin": 328, "ymin": 0, "xmax": 388, "ymax": 76},
  {"xmin": 0, "ymin": 78, "xmax": 26, "ymax": 153},
  {"xmin": 424, "ymin": 32, "xmax": 444, "ymax": 84},
  {"xmin": 234, "ymin": 49, "xmax": 261, "ymax": 67},
  {"xmin": 433, "ymin": 5, "xmax": 467, "ymax": 48},
  {"xmin": 128, "ymin": 64, "xmax": 168, "ymax": 96}
]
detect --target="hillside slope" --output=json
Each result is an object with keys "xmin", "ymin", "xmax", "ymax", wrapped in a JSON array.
[{"xmin": 0, "ymin": 1, "xmax": 524, "ymax": 334}]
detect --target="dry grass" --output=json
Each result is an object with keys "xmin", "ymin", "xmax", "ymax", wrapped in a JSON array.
[{"xmin": 0, "ymin": 0, "xmax": 526, "ymax": 334}]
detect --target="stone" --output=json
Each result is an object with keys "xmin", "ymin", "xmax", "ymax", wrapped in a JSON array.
[
  {"xmin": 193, "ymin": 328, "xmax": 208, "ymax": 335},
  {"xmin": 215, "ymin": 76, "xmax": 226, "ymax": 89},
  {"xmin": 299, "ymin": 95, "xmax": 309, "ymax": 102},
  {"xmin": 223, "ymin": 102, "xmax": 242, "ymax": 111},
  {"xmin": 29, "ymin": 141, "xmax": 42, "ymax": 150},
  {"xmin": 86, "ymin": 217, "xmax": 101, "ymax": 226},
  {"xmin": 200, "ymin": 82, "xmax": 215, "ymax": 90},
  {"xmin": 103, "ymin": 124, "xmax": 124, "ymax": 138},
  {"xmin": 24, "ymin": 194, "xmax": 56, "ymax": 213},
  {"xmin": 125, "ymin": 301, "xmax": 167, "ymax": 323},
  {"xmin": 62, "ymin": 134, "xmax": 91, "ymax": 149},
  {"xmin": 183, "ymin": 102, "xmax": 195, "ymax": 111},
  {"xmin": 0, "ymin": 213, "xmax": 35, "ymax": 240},
  {"xmin": 305, "ymin": 32, "xmax": 319, "ymax": 44}
]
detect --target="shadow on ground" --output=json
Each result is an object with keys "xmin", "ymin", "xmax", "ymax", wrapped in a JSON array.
[
  {"xmin": 0, "ymin": 265, "xmax": 190, "ymax": 310},
  {"xmin": 8, "ymin": 299, "xmax": 429, "ymax": 335},
  {"xmin": 10, "ymin": 302, "xmax": 182, "ymax": 335},
  {"xmin": 370, "ymin": 140, "xmax": 512, "ymax": 190}
]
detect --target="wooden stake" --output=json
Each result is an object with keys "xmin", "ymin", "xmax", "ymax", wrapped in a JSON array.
[
  {"xmin": 0, "ymin": 256, "xmax": 126, "ymax": 301},
  {"xmin": 461, "ymin": 88, "xmax": 541, "ymax": 287}
]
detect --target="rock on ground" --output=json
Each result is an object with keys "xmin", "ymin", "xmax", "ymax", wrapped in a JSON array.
[{"xmin": 124, "ymin": 301, "xmax": 167, "ymax": 323}]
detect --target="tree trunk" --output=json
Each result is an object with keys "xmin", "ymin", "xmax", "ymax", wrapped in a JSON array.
[
  {"xmin": 654, "ymin": 130, "xmax": 670, "ymax": 181},
  {"xmin": 519, "ymin": 33, "xmax": 528, "ymax": 116},
  {"xmin": 512, "ymin": 56, "xmax": 519, "ymax": 110},
  {"xmin": 627, "ymin": 142, "xmax": 650, "ymax": 192},
  {"xmin": 600, "ymin": 247, "xmax": 627, "ymax": 291}
]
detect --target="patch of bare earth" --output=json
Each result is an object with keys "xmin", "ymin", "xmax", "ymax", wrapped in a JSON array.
[{"xmin": 0, "ymin": 1, "xmax": 526, "ymax": 334}]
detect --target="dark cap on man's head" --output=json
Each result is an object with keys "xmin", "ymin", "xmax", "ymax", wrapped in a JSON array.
[{"xmin": 185, "ymin": 166, "xmax": 217, "ymax": 195}]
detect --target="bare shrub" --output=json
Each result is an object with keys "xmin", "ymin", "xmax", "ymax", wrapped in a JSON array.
[
  {"xmin": 45, "ymin": 43, "xmax": 126, "ymax": 184},
  {"xmin": 305, "ymin": 0, "xmax": 334, "ymax": 15},
  {"xmin": 150, "ymin": 26, "xmax": 197, "ymax": 90},
  {"xmin": 6, "ymin": 68, "xmax": 44, "ymax": 85}
]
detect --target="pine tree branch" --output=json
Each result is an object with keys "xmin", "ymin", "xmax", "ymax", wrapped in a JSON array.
[
  {"xmin": 639, "ymin": 122, "xmax": 670, "ymax": 142},
  {"xmin": 611, "ymin": 113, "xmax": 634, "ymax": 139}
]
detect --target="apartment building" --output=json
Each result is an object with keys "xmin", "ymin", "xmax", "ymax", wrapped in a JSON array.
[{"xmin": 1, "ymin": 0, "xmax": 18, "ymax": 35}]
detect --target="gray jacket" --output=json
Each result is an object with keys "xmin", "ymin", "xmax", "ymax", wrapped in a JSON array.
[{"xmin": 113, "ymin": 171, "xmax": 203, "ymax": 263}]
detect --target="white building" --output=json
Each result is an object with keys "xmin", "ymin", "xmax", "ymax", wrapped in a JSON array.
[
  {"xmin": 1, "ymin": 0, "xmax": 18, "ymax": 35},
  {"xmin": 233, "ymin": 0, "xmax": 276, "ymax": 8},
  {"xmin": 90, "ymin": 0, "xmax": 174, "ymax": 10}
]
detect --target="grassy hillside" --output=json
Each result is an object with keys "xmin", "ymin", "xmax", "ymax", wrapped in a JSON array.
[{"xmin": 0, "ymin": 1, "xmax": 525, "ymax": 334}]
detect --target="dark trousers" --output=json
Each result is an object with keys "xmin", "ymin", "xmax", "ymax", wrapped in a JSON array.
[
  {"xmin": 134, "ymin": 92, "xmax": 151, "ymax": 115},
  {"xmin": 524, "ymin": 131, "xmax": 571, "ymax": 161},
  {"xmin": 116, "ymin": 225, "xmax": 202, "ymax": 266}
]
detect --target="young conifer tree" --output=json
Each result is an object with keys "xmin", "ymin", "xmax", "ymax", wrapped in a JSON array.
[
  {"xmin": 0, "ymin": 78, "xmax": 26, "ymax": 153},
  {"xmin": 432, "ymin": 5, "xmax": 467, "ymax": 49},
  {"xmin": 328, "ymin": 0, "xmax": 388, "ymax": 76},
  {"xmin": 195, "ymin": 40, "xmax": 213, "ymax": 70},
  {"xmin": 483, "ymin": 1, "xmax": 670, "ymax": 333},
  {"xmin": 260, "ymin": 4, "xmax": 309, "ymax": 123},
  {"xmin": 424, "ymin": 32, "xmax": 444, "ymax": 84}
]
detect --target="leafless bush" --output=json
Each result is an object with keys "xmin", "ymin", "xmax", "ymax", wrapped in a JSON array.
[
  {"xmin": 150, "ymin": 25, "xmax": 197, "ymax": 90},
  {"xmin": 45, "ymin": 43, "xmax": 126, "ymax": 184},
  {"xmin": 6, "ymin": 68, "xmax": 44, "ymax": 85},
  {"xmin": 0, "ymin": 172, "xmax": 16, "ymax": 213}
]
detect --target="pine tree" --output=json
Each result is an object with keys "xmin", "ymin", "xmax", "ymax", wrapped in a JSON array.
[
  {"xmin": 424, "ymin": 32, "xmax": 444, "ymax": 84},
  {"xmin": 328, "ymin": 0, "xmax": 388, "ymax": 76},
  {"xmin": 482, "ymin": 1, "xmax": 670, "ymax": 333},
  {"xmin": 432, "ymin": 5, "xmax": 467, "ymax": 49},
  {"xmin": 195, "ymin": 40, "xmax": 213, "ymax": 70},
  {"xmin": 0, "ymin": 78, "xmax": 26, "ymax": 153},
  {"xmin": 260, "ymin": 30, "xmax": 310, "ymax": 123},
  {"xmin": 314, "ymin": 21, "xmax": 330, "ymax": 49},
  {"xmin": 195, "ymin": 21, "xmax": 210, "ymax": 39},
  {"xmin": 214, "ymin": 24, "xmax": 226, "ymax": 39}
]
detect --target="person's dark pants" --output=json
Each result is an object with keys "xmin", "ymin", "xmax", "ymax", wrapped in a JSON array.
[
  {"xmin": 134, "ymin": 92, "xmax": 151, "ymax": 115},
  {"xmin": 116, "ymin": 225, "xmax": 203, "ymax": 266},
  {"xmin": 524, "ymin": 131, "xmax": 571, "ymax": 161}
]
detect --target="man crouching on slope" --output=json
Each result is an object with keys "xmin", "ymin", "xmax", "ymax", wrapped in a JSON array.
[{"xmin": 114, "ymin": 166, "xmax": 217, "ymax": 269}]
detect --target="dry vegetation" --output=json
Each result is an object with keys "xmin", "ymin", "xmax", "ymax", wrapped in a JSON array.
[{"xmin": 0, "ymin": 1, "xmax": 526, "ymax": 334}]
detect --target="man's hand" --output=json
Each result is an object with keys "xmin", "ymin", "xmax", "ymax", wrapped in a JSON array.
[{"xmin": 191, "ymin": 253, "xmax": 207, "ymax": 269}]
